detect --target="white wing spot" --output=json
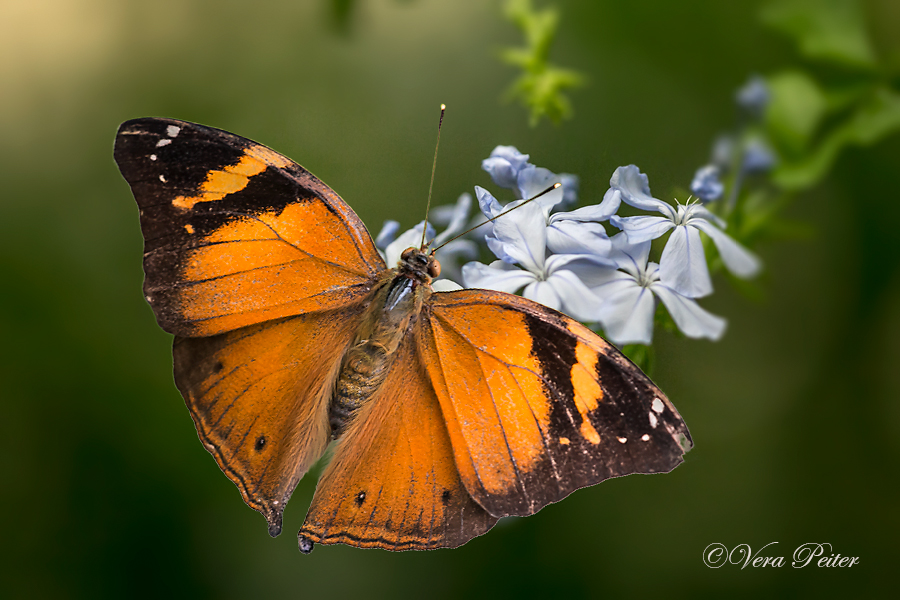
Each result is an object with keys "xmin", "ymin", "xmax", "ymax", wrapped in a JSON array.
[
  {"xmin": 617, "ymin": 437, "xmax": 627, "ymax": 444},
  {"xmin": 156, "ymin": 138, "xmax": 172, "ymax": 147},
  {"xmin": 641, "ymin": 434, "xmax": 650, "ymax": 442},
  {"xmin": 652, "ymin": 398, "xmax": 665, "ymax": 413},
  {"xmin": 166, "ymin": 125, "xmax": 181, "ymax": 137},
  {"xmin": 149, "ymin": 154, "xmax": 157, "ymax": 161},
  {"xmin": 649, "ymin": 412, "xmax": 658, "ymax": 429},
  {"xmin": 159, "ymin": 174, "xmax": 167, "ymax": 182}
]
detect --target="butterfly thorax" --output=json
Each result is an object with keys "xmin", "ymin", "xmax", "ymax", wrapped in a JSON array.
[{"xmin": 329, "ymin": 248, "xmax": 437, "ymax": 438}]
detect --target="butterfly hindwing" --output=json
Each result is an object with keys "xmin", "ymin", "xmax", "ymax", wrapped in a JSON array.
[
  {"xmin": 114, "ymin": 118, "xmax": 385, "ymax": 337},
  {"xmin": 297, "ymin": 335, "xmax": 498, "ymax": 551},
  {"xmin": 420, "ymin": 289, "xmax": 692, "ymax": 518},
  {"xmin": 173, "ymin": 305, "xmax": 368, "ymax": 536}
]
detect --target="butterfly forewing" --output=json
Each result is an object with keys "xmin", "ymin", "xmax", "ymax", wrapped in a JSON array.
[{"xmin": 114, "ymin": 118, "xmax": 385, "ymax": 337}]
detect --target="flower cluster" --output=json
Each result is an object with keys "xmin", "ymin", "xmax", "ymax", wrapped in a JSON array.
[{"xmin": 377, "ymin": 78, "xmax": 772, "ymax": 348}]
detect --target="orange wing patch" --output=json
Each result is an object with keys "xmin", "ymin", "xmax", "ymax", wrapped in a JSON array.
[
  {"xmin": 173, "ymin": 305, "xmax": 367, "ymax": 537},
  {"xmin": 172, "ymin": 199, "xmax": 381, "ymax": 336},
  {"xmin": 114, "ymin": 118, "xmax": 386, "ymax": 337},
  {"xmin": 422, "ymin": 289, "xmax": 692, "ymax": 519},
  {"xmin": 172, "ymin": 153, "xmax": 270, "ymax": 211},
  {"xmin": 297, "ymin": 338, "xmax": 496, "ymax": 552}
]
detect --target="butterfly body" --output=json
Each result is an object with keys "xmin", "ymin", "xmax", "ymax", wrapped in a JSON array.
[
  {"xmin": 330, "ymin": 251, "xmax": 435, "ymax": 437},
  {"xmin": 114, "ymin": 117, "xmax": 692, "ymax": 553}
]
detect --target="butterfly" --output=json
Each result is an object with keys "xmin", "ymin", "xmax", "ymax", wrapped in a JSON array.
[{"xmin": 114, "ymin": 117, "xmax": 692, "ymax": 553}]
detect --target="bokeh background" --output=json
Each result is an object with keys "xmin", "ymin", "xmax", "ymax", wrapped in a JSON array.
[{"xmin": 2, "ymin": 0, "xmax": 898, "ymax": 597}]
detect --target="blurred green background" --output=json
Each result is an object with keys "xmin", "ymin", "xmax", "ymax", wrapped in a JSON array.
[{"xmin": 2, "ymin": 0, "xmax": 897, "ymax": 597}]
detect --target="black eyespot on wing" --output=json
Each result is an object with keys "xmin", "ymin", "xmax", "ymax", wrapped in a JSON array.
[
  {"xmin": 355, "ymin": 491, "xmax": 366, "ymax": 506},
  {"xmin": 254, "ymin": 436, "xmax": 267, "ymax": 452},
  {"xmin": 441, "ymin": 489, "xmax": 451, "ymax": 506}
]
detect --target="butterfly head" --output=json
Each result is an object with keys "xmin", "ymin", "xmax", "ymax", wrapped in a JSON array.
[{"xmin": 399, "ymin": 246, "xmax": 441, "ymax": 283}]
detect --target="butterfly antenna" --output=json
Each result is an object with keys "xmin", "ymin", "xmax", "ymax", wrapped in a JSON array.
[
  {"xmin": 420, "ymin": 104, "xmax": 446, "ymax": 249},
  {"xmin": 431, "ymin": 183, "xmax": 561, "ymax": 251}
]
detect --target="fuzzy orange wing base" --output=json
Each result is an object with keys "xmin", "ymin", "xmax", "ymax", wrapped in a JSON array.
[{"xmin": 297, "ymin": 337, "xmax": 497, "ymax": 552}]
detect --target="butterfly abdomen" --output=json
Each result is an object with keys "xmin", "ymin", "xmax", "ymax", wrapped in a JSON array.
[
  {"xmin": 330, "ymin": 341, "xmax": 392, "ymax": 436},
  {"xmin": 329, "ymin": 273, "xmax": 429, "ymax": 438}
]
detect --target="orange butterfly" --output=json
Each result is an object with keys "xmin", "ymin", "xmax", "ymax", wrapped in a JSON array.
[{"xmin": 114, "ymin": 117, "xmax": 692, "ymax": 553}]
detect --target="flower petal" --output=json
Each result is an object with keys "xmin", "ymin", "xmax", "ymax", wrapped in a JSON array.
[
  {"xmin": 485, "ymin": 233, "xmax": 515, "ymax": 263},
  {"xmin": 690, "ymin": 165, "xmax": 724, "ymax": 203},
  {"xmin": 431, "ymin": 278, "xmax": 464, "ymax": 292},
  {"xmin": 597, "ymin": 285, "xmax": 657, "ymax": 345},
  {"xmin": 609, "ymin": 232, "xmax": 652, "ymax": 278},
  {"xmin": 374, "ymin": 220, "xmax": 400, "ymax": 249},
  {"xmin": 741, "ymin": 139, "xmax": 776, "ymax": 174},
  {"xmin": 475, "ymin": 185, "xmax": 504, "ymax": 219},
  {"xmin": 687, "ymin": 204, "xmax": 726, "ymax": 228},
  {"xmin": 462, "ymin": 260, "xmax": 536, "ymax": 294},
  {"xmin": 589, "ymin": 269, "xmax": 640, "ymax": 299},
  {"xmin": 546, "ymin": 221, "xmax": 611, "ymax": 255},
  {"xmin": 482, "ymin": 145, "xmax": 531, "ymax": 190},
  {"xmin": 610, "ymin": 214, "xmax": 674, "ymax": 243},
  {"xmin": 551, "ymin": 187, "xmax": 621, "ymax": 224},
  {"xmin": 691, "ymin": 219, "xmax": 762, "ymax": 279},
  {"xmin": 659, "ymin": 225, "xmax": 712, "ymax": 298},
  {"xmin": 434, "ymin": 193, "xmax": 472, "ymax": 245},
  {"xmin": 523, "ymin": 280, "xmax": 562, "ymax": 312},
  {"xmin": 517, "ymin": 166, "xmax": 564, "ymax": 211},
  {"xmin": 491, "ymin": 201, "xmax": 547, "ymax": 275},
  {"xmin": 545, "ymin": 269, "xmax": 607, "ymax": 322},
  {"xmin": 435, "ymin": 239, "xmax": 479, "ymax": 283},
  {"xmin": 609, "ymin": 165, "xmax": 673, "ymax": 216},
  {"xmin": 652, "ymin": 283, "xmax": 726, "ymax": 340},
  {"xmin": 558, "ymin": 173, "xmax": 579, "ymax": 207}
]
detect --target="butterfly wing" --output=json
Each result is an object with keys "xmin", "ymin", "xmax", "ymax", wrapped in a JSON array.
[
  {"xmin": 419, "ymin": 289, "xmax": 692, "ymax": 518},
  {"xmin": 173, "ymin": 308, "xmax": 367, "ymax": 537},
  {"xmin": 297, "ymin": 335, "xmax": 497, "ymax": 552},
  {"xmin": 115, "ymin": 118, "xmax": 388, "ymax": 535},
  {"xmin": 114, "ymin": 118, "xmax": 385, "ymax": 337}
]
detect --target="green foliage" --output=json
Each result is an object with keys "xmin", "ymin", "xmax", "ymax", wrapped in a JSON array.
[
  {"xmin": 761, "ymin": 0, "xmax": 900, "ymax": 191},
  {"xmin": 500, "ymin": 0, "xmax": 585, "ymax": 126},
  {"xmin": 771, "ymin": 86, "xmax": 900, "ymax": 189},
  {"xmin": 760, "ymin": 0, "xmax": 877, "ymax": 69}
]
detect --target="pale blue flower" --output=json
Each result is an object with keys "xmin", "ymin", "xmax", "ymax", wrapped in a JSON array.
[
  {"xmin": 429, "ymin": 193, "xmax": 479, "ymax": 283},
  {"xmin": 462, "ymin": 201, "xmax": 612, "ymax": 322},
  {"xmin": 589, "ymin": 234, "xmax": 727, "ymax": 345},
  {"xmin": 711, "ymin": 134, "xmax": 735, "ymax": 171},
  {"xmin": 691, "ymin": 165, "xmax": 724, "ymax": 203},
  {"xmin": 608, "ymin": 165, "xmax": 761, "ymax": 298},
  {"xmin": 736, "ymin": 75, "xmax": 770, "ymax": 118},
  {"xmin": 475, "ymin": 176, "xmax": 616, "ymax": 260},
  {"xmin": 741, "ymin": 138, "xmax": 776, "ymax": 174},
  {"xmin": 482, "ymin": 145, "xmax": 531, "ymax": 191},
  {"xmin": 481, "ymin": 145, "xmax": 579, "ymax": 206}
]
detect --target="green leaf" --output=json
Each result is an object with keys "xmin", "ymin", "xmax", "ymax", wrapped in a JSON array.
[
  {"xmin": 773, "ymin": 86, "xmax": 900, "ymax": 189},
  {"xmin": 500, "ymin": 0, "xmax": 585, "ymax": 126},
  {"xmin": 760, "ymin": 0, "xmax": 877, "ymax": 69},
  {"xmin": 765, "ymin": 70, "xmax": 827, "ymax": 156}
]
